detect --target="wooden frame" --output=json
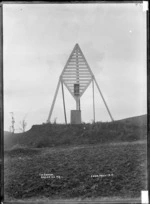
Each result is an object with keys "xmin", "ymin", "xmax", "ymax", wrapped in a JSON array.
[{"xmin": 47, "ymin": 44, "xmax": 114, "ymax": 123}]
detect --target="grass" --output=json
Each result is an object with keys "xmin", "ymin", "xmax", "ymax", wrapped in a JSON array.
[
  {"xmin": 4, "ymin": 115, "xmax": 147, "ymax": 201},
  {"xmin": 4, "ymin": 115, "xmax": 147, "ymax": 149},
  {"xmin": 4, "ymin": 141, "xmax": 147, "ymax": 201}
]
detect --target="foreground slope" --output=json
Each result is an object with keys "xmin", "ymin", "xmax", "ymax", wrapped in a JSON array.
[
  {"xmin": 4, "ymin": 115, "xmax": 147, "ymax": 201},
  {"xmin": 4, "ymin": 141, "xmax": 147, "ymax": 200}
]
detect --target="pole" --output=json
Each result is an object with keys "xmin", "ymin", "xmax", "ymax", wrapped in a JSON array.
[
  {"xmin": 92, "ymin": 79, "xmax": 95, "ymax": 123},
  {"xmin": 93, "ymin": 77, "xmax": 114, "ymax": 122},
  {"xmin": 79, "ymin": 99, "xmax": 81, "ymax": 111},
  {"xmin": 10, "ymin": 112, "xmax": 15, "ymax": 133},
  {"xmin": 47, "ymin": 79, "xmax": 61, "ymax": 123},
  {"xmin": 76, "ymin": 97, "xmax": 80, "ymax": 110},
  {"xmin": 61, "ymin": 81, "xmax": 67, "ymax": 124}
]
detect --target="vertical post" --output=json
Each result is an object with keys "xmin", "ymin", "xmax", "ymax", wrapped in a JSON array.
[
  {"xmin": 47, "ymin": 78, "xmax": 61, "ymax": 123},
  {"xmin": 92, "ymin": 79, "xmax": 95, "ymax": 123},
  {"xmin": 79, "ymin": 99, "xmax": 81, "ymax": 111},
  {"xmin": 93, "ymin": 77, "xmax": 114, "ymax": 122},
  {"xmin": 76, "ymin": 97, "xmax": 80, "ymax": 110},
  {"xmin": 61, "ymin": 81, "xmax": 67, "ymax": 124},
  {"xmin": 76, "ymin": 99, "xmax": 78, "ymax": 110},
  {"xmin": 10, "ymin": 112, "xmax": 15, "ymax": 133}
]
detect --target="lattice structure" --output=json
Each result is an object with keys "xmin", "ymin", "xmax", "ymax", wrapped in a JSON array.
[
  {"xmin": 61, "ymin": 44, "xmax": 93, "ymax": 99},
  {"xmin": 47, "ymin": 44, "xmax": 114, "ymax": 124}
]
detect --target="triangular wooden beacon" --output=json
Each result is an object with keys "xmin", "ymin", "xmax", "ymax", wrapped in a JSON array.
[{"xmin": 47, "ymin": 43, "xmax": 114, "ymax": 124}]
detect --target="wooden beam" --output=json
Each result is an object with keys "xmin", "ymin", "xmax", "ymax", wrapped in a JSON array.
[
  {"xmin": 66, "ymin": 85, "xmax": 89, "ymax": 88},
  {"xmin": 65, "ymin": 67, "xmax": 90, "ymax": 69},
  {"xmin": 63, "ymin": 73, "xmax": 91, "ymax": 75},
  {"xmin": 63, "ymin": 81, "xmax": 76, "ymax": 99},
  {"xmin": 64, "ymin": 72, "xmax": 89, "ymax": 74},
  {"xmin": 47, "ymin": 79, "xmax": 61, "ymax": 123},
  {"xmin": 80, "ymin": 79, "xmax": 92, "ymax": 97},
  {"xmin": 60, "ymin": 44, "xmax": 79, "ymax": 76},
  {"xmin": 63, "ymin": 73, "xmax": 91, "ymax": 76},
  {"xmin": 61, "ymin": 81, "xmax": 67, "ymax": 124},
  {"xmin": 62, "ymin": 76, "xmax": 92, "ymax": 79},
  {"xmin": 92, "ymin": 79, "xmax": 95, "ymax": 123},
  {"xmin": 69, "ymin": 59, "xmax": 85, "ymax": 62},
  {"xmin": 65, "ymin": 66, "xmax": 88, "ymax": 69},
  {"xmin": 72, "ymin": 56, "xmax": 82, "ymax": 58},
  {"xmin": 64, "ymin": 68, "xmax": 89, "ymax": 70},
  {"xmin": 68, "ymin": 86, "xmax": 87, "ymax": 90},
  {"xmin": 68, "ymin": 62, "xmax": 77, "ymax": 63},
  {"xmin": 63, "ymin": 79, "xmax": 91, "ymax": 82},
  {"xmin": 70, "ymin": 58, "xmax": 84, "ymax": 62},
  {"xmin": 93, "ymin": 77, "xmax": 114, "ymax": 122},
  {"xmin": 63, "ymin": 72, "xmax": 90, "ymax": 74},
  {"xmin": 77, "ymin": 46, "xmax": 94, "ymax": 77},
  {"xmin": 63, "ymin": 80, "xmax": 91, "ymax": 86},
  {"xmin": 66, "ymin": 66, "xmax": 88, "ymax": 69}
]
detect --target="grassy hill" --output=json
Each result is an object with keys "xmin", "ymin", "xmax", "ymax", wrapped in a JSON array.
[
  {"xmin": 4, "ymin": 115, "xmax": 147, "ymax": 201},
  {"xmin": 4, "ymin": 115, "xmax": 147, "ymax": 149},
  {"xmin": 4, "ymin": 141, "xmax": 147, "ymax": 200}
]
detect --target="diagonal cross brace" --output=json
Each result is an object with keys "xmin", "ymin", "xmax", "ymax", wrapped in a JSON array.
[
  {"xmin": 47, "ymin": 78, "xmax": 61, "ymax": 123},
  {"xmin": 93, "ymin": 76, "xmax": 114, "ymax": 122}
]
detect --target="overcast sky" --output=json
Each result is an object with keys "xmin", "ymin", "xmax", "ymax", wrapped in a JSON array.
[{"xmin": 3, "ymin": 3, "xmax": 147, "ymax": 132}]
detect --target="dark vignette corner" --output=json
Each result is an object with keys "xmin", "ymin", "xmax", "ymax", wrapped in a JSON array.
[
  {"xmin": 0, "ymin": 2, "xmax": 4, "ymax": 203},
  {"xmin": 147, "ymin": 5, "xmax": 150, "ymax": 202}
]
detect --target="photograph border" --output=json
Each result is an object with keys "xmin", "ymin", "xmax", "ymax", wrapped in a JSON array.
[{"xmin": 0, "ymin": 1, "xmax": 149, "ymax": 204}]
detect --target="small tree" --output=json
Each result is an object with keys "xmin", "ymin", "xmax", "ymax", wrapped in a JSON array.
[
  {"xmin": 19, "ymin": 119, "xmax": 27, "ymax": 133},
  {"xmin": 10, "ymin": 112, "xmax": 15, "ymax": 134}
]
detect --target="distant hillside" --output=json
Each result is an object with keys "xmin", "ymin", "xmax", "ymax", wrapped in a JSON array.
[
  {"xmin": 4, "ymin": 115, "xmax": 147, "ymax": 149},
  {"xmin": 117, "ymin": 115, "xmax": 147, "ymax": 126}
]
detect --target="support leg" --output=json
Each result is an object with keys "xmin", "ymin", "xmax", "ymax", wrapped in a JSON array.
[
  {"xmin": 47, "ymin": 79, "xmax": 61, "ymax": 123},
  {"xmin": 92, "ymin": 79, "xmax": 95, "ymax": 123},
  {"xmin": 79, "ymin": 99, "xmax": 81, "ymax": 111},
  {"xmin": 61, "ymin": 81, "xmax": 67, "ymax": 124},
  {"xmin": 93, "ymin": 77, "xmax": 114, "ymax": 122}
]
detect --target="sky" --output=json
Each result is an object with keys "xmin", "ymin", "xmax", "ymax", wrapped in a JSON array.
[{"xmin": 3, "ymin": 3, "xmax": 147, "ymax": 132}]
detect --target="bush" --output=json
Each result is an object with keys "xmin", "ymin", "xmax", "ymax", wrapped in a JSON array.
[{"xmin": 35, "ymin": 138, "xmax": 51, "ymax": 148}]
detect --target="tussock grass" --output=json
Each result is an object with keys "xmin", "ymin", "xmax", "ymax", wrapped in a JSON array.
[
  {"xmin": 4, "ymin": 115, "xmax": 147, "ymax": 149},
  {"xmin": 4, "ymin": 115, "xmax": 147, "ymax": 200},
  {"xmin": 4, "ymin": 142, "xmax": 147, "ymax": 200}
]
